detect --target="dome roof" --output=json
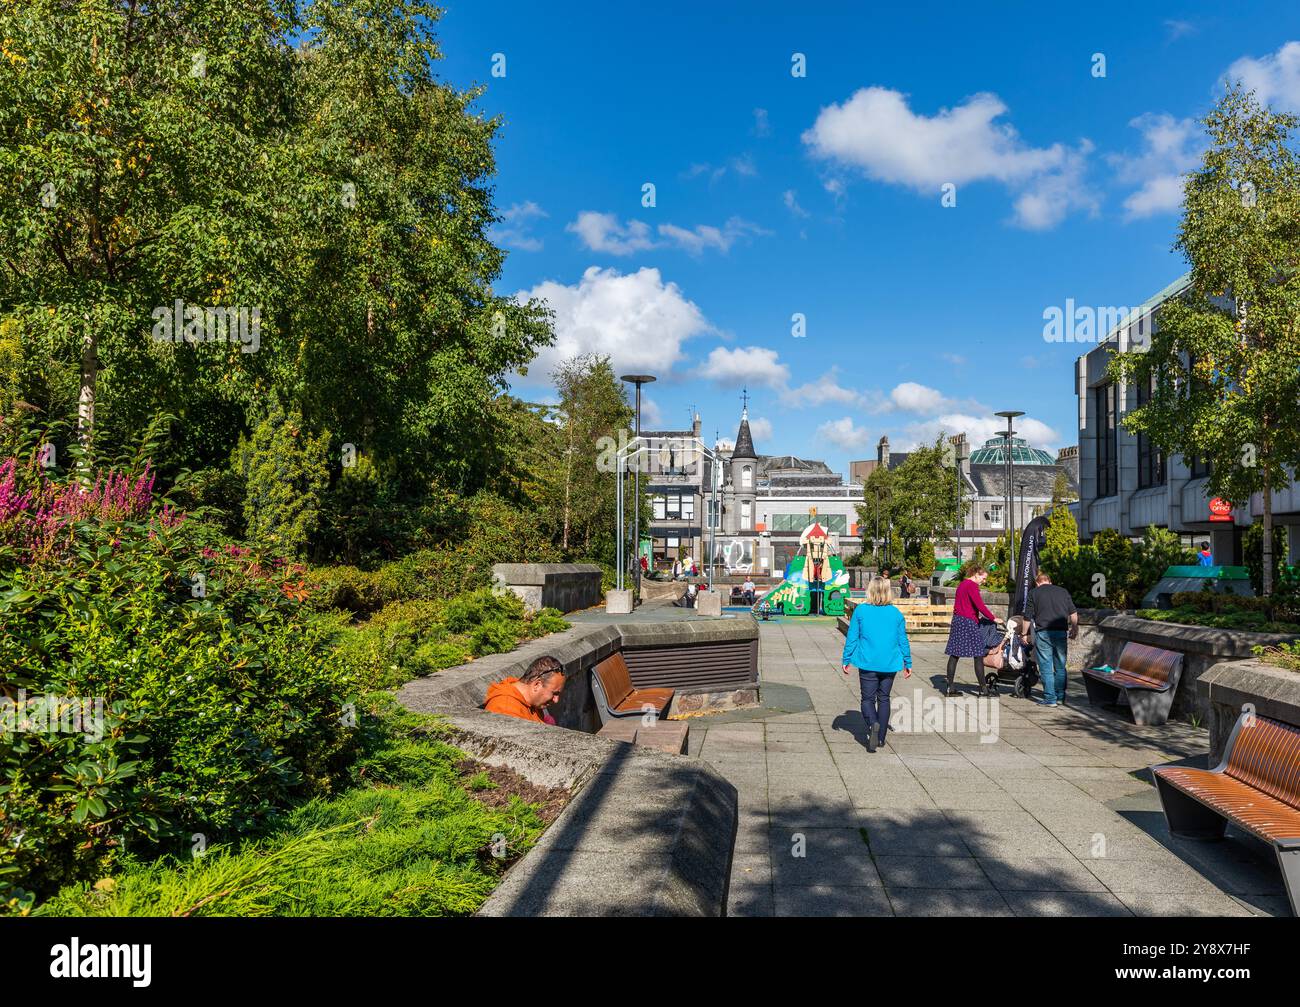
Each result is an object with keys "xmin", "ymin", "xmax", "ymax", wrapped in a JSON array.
[{"xmin": 969, "ymin": 436, "xmax": 1055, "ymax": 466}]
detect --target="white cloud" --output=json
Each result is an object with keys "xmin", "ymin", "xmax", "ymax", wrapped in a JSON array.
[
  {"xmin": 568, "ymin": 211, "xmax": 767, "ymax": 256},
  {"xmin": 940, "ymin": 352, "xmax": 967, "ymax": 366},
  {"xmin": 889, "ymin": 381, "xmax": 946, "ymax": 413},
  {"xmin": 1108, "ymin": 113, "xmax": 1202, "ymax": 220},
  {"xmin": 491, "ymin": 200, "xmax": 548, "ymax": 252},
  {"xmin": 895, "ymin": 413, "xmax": 1061, "ymax": 453},
  {"xmin": 657, "ymin": 217, "xmax": 769, "ymax": 255},
  {"xmin": 817, "ymin": 416, "xmax": 872, "ymax": 451},
  {"xmin": 748, "ymin": 416, "xmax": 773, "ymax": 442},
  {"xmin": 698, "ymin": 346, "xmax": 790, "ymax": 388},
  {"xmin": 1010, "ymin": 141, "xmax": 1099, "ymax": 230},
  {"xmin": 1226, "ymin": 41, "xmax": 1300, "ymax": 113},
  {"xmin": 732, "ymin": 154, "xmax": 758, "ymax": 177},
  {"xmin": 802, "ymin": 86, "xmax": 1097, "ymax": 228},
  {"xmin": 783, "ymin": 189, "xmax": 810, "ymax": 218},
  {"xmin": 752, "ymin": 108, "xmax": 771, "ymax": 137},
  {"xmin": 567, "ymin": 212, "xmax": 656, "ymax": 255},
  {"xmin": 783, "ymin": 369, "xmax": 864, "ymax": 408},
  {"xmin": 1164, "ymin": 19, "xmax": 1197, "ymax": 42},
  {"xmin": 639, "ymin": 397, "xmax": 664, "ymax": 428},
  {"xmin": 514, "ymin": 266, "xmax": 713, "ymax": 380}
]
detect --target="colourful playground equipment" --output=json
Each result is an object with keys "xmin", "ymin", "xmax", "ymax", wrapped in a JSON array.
[{"xmin": 758, "ymin": 516, "xmax": 850, "ymax": 616}]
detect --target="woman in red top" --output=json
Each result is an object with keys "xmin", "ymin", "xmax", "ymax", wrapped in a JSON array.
[{"xmin": 944, "ymin": 565, "xmax": 1003, "ymax": 696}]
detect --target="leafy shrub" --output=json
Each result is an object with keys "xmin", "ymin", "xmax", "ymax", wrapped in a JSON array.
[
  {"xmin": 1244, "ymin": 522, "xmax": 1290, "ymax": 596},
  {"xmin": 232, "ymin": 401, "xmax": 329, "ymax": 558},
  {"xmin": 30, "ymin": 699, "xmax": 551, "ymax": 918},
  {"xmin": 0, "ymin": 487, "xmax": 357, "ymax": 905}
]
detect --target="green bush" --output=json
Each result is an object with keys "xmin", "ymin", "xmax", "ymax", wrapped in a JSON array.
[
  {"xmin": 232, "ymin": 402, "xmax": 330, "ymax": 558},
  {"xmin": 1244, "ymin": 522, "xmax": 1290, "ymax": 596},
  {"xmin": 0, "ymin": 515, "xmax": 357, "ymax": 904},
  {"xmin": 30, "ymin": 699, "xmax": 551, "ymax": 918}
]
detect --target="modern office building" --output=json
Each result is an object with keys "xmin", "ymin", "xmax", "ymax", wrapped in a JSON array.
[{"xmin": 1072, "ymin": 272, "xmax": 1300, "ymax": 564}]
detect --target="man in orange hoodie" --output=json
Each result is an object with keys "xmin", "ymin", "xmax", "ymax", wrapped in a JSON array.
[{"xmin": 483, "ymin": 656, "xmax": 565, "ymax": 724}]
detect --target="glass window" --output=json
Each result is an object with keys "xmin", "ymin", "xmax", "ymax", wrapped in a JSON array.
[
  {"xmin": 741, "ymin": 501, "xmax": 752, "ymax": 527},
  {"xmin": 990, "ymin": 504, "xmax": 1004, "ymax": 528},
  {"xmin": 653, "ymin": 496, "xmax": 666, "ymax": 520},
  {"xmin": 664, "ymin": 495, "xmax": 681, "ymax": 518},
  {"xmin": 680, "ymin": 496, "xmax": 694, "ymax": 520},
  {"xmin": 1095, "ymin": 384, "xmax": 1118, "ymax": 498},
  {"xmin": 742, "ymin": 466, "xmax": 752, "ymax": 489},
  {"xmin": 1136, "ymin": 373, "xmax": 1165, "ymax": 489}
]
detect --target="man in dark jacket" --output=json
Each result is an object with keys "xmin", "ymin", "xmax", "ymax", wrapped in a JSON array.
[{"xmin": 1020, "ymin": 572, "xmax": 1078, "ymax": 707}]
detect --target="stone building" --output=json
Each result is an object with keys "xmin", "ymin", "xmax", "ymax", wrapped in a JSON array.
[{"xmin": 702, "ymin": 410, "xmax": 864, "ymax": 574}]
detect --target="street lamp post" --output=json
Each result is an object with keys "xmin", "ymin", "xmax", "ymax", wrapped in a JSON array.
[
  {"xmin": 620, "ymin": 374, "xmax": 656, "ymax": 599},
  {"xmin": 995, "ymin": 411, "xmax": 1024, "ymax": 585},
  {"xmin": 954, "ymin": 439, "xmax": 965, "ymax": 565}
]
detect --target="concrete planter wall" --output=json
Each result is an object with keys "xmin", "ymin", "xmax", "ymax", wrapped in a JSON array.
[
  {"xmin": 395, "ymin": 617, "xmax": 758, "ymax": 915},
  {"xmin": 1197, "ymin": 659, "xmax": 1300, "ymax": 764},
  {"xmin": 492, "ymin": 563, "xmax": 602, "ymax": 614},
  {"xmin": 929, "ymin": 584, "xmax": 1011, "ymax": 610},
  {"xmin": 1080, "ymin": 614, "xmax": 1299, "ymax": 722}
]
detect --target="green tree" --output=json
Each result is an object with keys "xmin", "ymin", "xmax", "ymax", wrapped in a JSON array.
[
  {"xmin": 0, "ymin": 0, "xmax": 552, "ymax": 495},
  {"xmin": 548, "ymin": 355, "xmax": 633, "ymax": 559},
  {"xmin": 233, "ymin": 401, "xmax": 329, "ymax": 557},
  {"xmin": 1040, "ymin": 504, "xmax": 1079, "ymax": 575},
  {"xmin": 857, "ymin": 438, "xmax": 959, "ymax": 567},
  {"xmin": 1109, "ymin": 84, "xmax": 1300, "ymax": 595}
]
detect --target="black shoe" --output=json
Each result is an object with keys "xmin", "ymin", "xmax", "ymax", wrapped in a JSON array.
[
  {"xmin": 865, "ymin": 733, "xmax": 877, "ymax": 753},
  {"xmin": 877, "ymin": 730, "xmax": 888, "ymax": 749},
  {"xmin": 945, "ymin": 687, "xmax": 961, "ymax": 697}
]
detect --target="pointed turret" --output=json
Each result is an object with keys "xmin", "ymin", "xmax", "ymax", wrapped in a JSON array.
[{"xmin": 733, "ymin": 408, "xmax": 758, "ymax": 460}]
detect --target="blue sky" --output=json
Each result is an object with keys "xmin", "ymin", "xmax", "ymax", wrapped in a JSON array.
[{"xmin": 432, "ymin": 1, "xmax": 1300, "ymax": 473}]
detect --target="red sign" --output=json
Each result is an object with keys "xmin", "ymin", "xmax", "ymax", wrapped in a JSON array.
[{"xmin": 1209, "ymin": 497, "xmax": 1233, "ymax": 522}]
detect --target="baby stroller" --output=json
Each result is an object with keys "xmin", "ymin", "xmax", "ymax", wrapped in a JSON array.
[{"xmin": 980, "ymin": 616, "xmax": 1038, "ymax": 698}]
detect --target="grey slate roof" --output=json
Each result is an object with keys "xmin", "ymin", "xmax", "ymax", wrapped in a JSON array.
[{"xmin": 968, "ymin": 463, "xmax": 1076, "ymax": 499}]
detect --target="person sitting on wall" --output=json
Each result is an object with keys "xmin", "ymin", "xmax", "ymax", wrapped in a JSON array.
[
  {"xmin": 1199, "ymin": 541, "xmax": 1214, "ymax": 566},
  {"xmin": 673, "ymin": 583, "xmax": 699, "ymax": 608},
  {"xmin": 483, "ymin": 656, "xmax": 565, "ymax": 725},
  {"xmin": 742, "ymin": 575, "xmax": 756, "ymax": 605}
]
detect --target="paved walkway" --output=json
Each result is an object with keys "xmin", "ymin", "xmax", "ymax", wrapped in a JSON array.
[{"xmin": 687, "ymin": 617, "xmax": 1290, "ymax": 917}]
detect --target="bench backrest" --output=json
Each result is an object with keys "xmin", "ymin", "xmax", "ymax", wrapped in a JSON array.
[
  {"xmin": 1225, "ymin": 715, "xmax": 1300, "ymax": 810},
  {"xmin": 593, "ymin": 653, "xmax": 634, "ymax": 708},
  {"xmin": 1116, "ymin": 642, "xmax": 1182, "ymax": 689}
]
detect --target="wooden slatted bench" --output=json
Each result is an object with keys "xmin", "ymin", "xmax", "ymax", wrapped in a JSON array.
[
  {"xmin": 1153, "ymin": 710, "xmax": 1300, "ymax": 916},
  {"xmin": 1082, "ymin": 641, "xmax": 1183, "ymax": 726},
  {"xmin": 590, "ymin": 652, "xmax": 674, "ymax": 724}
]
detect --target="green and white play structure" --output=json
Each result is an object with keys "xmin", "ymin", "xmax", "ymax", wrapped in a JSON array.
[{"xmin": 757, "ymin": 514, "xmax": 850, "ymax": 616}]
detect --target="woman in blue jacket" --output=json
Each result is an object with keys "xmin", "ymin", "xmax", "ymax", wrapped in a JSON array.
[{"xmin": 841, "ymin": 576, "xmax": 912, "ymax": 753}]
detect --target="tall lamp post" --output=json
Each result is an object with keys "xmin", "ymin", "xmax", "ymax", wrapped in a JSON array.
[
  {"xmin": 954, "ymin": 438, "xmax": 965, "ymax": 565},
  {"xmin": 621, "ymin": 374, "xmax": 656, "ymax": 598},
  {"xmin": 995, "ymin": 410, "xmax": 1024, "ymax": 585}
]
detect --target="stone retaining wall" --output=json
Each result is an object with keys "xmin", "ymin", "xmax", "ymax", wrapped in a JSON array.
[
  {"xmin": 1080, "ymin": 614, "xmax": 1298, "ymax": 721},
  {"xmin": 395, "ymin": 616, "xmax": 756, "ymax": 915},
  {"xmin": 492, "ymin": 563, "xmax": 603, "ymax": 614},
  {"xmin": 1196, "ymin": 659, "xmax": 1300, "ymax": 764}
]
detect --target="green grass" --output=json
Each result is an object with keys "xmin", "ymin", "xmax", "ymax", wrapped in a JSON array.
[{"xmin": 31, "ymin": 697, "xmax": 552, "ymax": 917}]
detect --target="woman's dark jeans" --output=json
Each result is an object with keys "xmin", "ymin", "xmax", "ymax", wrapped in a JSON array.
[{"xmin": 859, "ymin": 670, "xmax": 896, "ymax": 742}]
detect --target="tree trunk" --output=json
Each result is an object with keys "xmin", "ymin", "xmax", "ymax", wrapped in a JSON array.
[
  {"xmin": 77, "ymin": 325, "xmax": 97, "ymax": 474},
  {"xmin": 561, "ymin": 416, "xmax": 574, "ymax": 552},
  {"xmin": 1263, "ymin": 485, "xmax": 1274, "ymax": 596}
]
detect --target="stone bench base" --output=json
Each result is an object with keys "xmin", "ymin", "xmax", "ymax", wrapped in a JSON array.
[{"xmin": 597, "ymin": 718, "xmax": 690, "ymax": 754}]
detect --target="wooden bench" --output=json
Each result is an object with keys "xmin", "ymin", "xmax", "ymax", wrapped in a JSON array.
[
  {"xmin": 590, "ymin": 652, "xmax": 674, "ymax": 724},
  {"xmin": 1081, "ymin": 641, "xmax": 1183, "ymax": 726},
  {"xmin": 1153, "ymin": 711, "xmax": 1300, "ymax": 916}
]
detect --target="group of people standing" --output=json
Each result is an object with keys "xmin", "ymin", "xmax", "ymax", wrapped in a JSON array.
[{"xmin": 839, "ymin": 565, "xmax": 1078, "ymax": 751}]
